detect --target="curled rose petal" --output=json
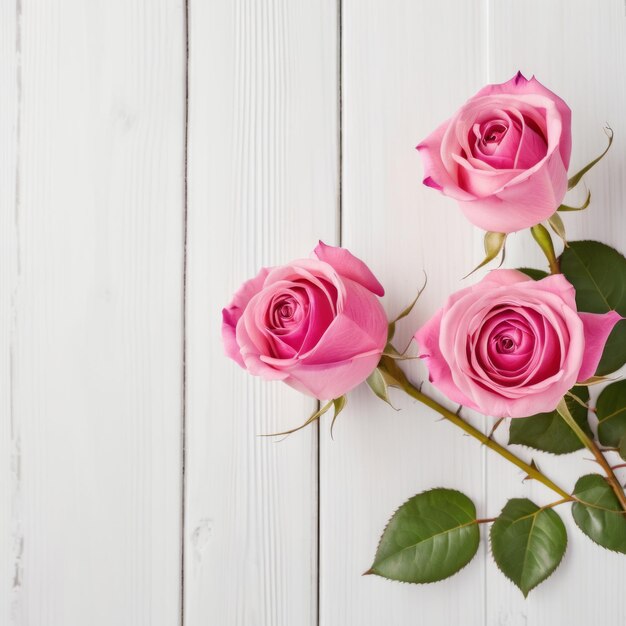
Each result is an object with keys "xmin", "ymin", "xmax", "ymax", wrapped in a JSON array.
[
  {"xmin": 222, "ymin": 267, "xmax": 270, "ymax": 367},
  {"xmin": 577, "ymin": 311, "xmax": 623, "ymax": 382},
  {"xmin": 313, "ymin": 240, "xmax": 385, "ymax": 297}
]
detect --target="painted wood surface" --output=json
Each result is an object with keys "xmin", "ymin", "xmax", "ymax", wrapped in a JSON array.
[
  {"xmin": 1, "ymin": 1, "xmax": 18, "ymax": 624},
  {"xmin": 184, "ymin": 1, "xmax": 337, "ymax": 625},
  {"xmin": 1, "ymin": 1, "xmax": 626, "ymax": 624},
  {"xmin": 1, "ymin": 1, "xmax": 186, "ymax": 624}
]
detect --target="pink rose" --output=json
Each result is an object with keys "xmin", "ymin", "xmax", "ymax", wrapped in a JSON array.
[
  {"xmin": 414, "ymin": 270, "xmax": 620, "ymax": 418},
  {"xmin": 222, "ymin": 242, "xmax": 388, "ymax": 400},
  {"xmin": 417, "ymin": 72, "xmax": 571, "ymax": 233}
]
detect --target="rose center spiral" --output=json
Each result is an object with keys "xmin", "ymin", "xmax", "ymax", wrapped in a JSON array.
[
  {"xmin": 495, "ymin": 334, "xmax": 516, "ymax": 354},
  {"xmin": 278, "ymin": 302, "xmax": 294, "ymax": 319},
  {"xmin": 482, "ymin": 121, "xmax": 508, "ymax": 146},
  {"xmin": 269, "ymin": 293, "xmax": 304, "ymax": 330}
]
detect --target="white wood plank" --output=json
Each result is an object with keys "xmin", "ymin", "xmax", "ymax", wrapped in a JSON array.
[
  {"xmin": 485, "ymin": 1, "xmax": 626, "ymax": 623},
  {"xmin": 0, "ymin": 1, "xmax": 18, "ymax": 623},
  {"xmin": 320, "ymin": 2, "xmax": 490, "ymax": 624},
  {"xmin": 184, "ymin": 1, "xmax": 338, "ymax": 624},
  {"xmin": 9, "ymin": 1, "xmax": 186, "ymax": 623}
]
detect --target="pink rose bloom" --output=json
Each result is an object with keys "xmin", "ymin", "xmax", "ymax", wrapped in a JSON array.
[
  {"xmin": 417, "ymin": 72, "xmax": 571, "ymax": 233},
  {"xmin": 222, "ymin": 242, "xmax": 388, "ymax": 400},
  {"xmin": 414, "ymin": 270, "xmax": 620, "ymax": 418}
]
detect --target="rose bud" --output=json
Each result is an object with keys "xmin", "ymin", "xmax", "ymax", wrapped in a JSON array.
[
  {"xmin": 222, "ymin": 242, "xmax": 388, "ymax": 400},
  {"xmin": 417, "ymin": 72, "xmax": 571, "ymax": 233},
  {"xmin": 414, "ymin": 270, "xmax": 621, "ymax": 418}
]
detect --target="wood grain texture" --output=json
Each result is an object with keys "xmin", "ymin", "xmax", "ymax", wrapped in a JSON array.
[
  {"xmin": 485, "ymin": 1, "xmax": 626, "ymax": 623},
  {"xmin": 0, "ymin": 1, "xmax": 18, "ymax": 623},
  {"xmin": 6, "ymin": 1, "xmax": 186, "ymax": 624},
  {"xmin": 184, "ymin": 1, "xmax": 337, "ymax": 624},
  {"xmin": 319, "ymin": 2, "xmax": 490, "ymax": 625}
]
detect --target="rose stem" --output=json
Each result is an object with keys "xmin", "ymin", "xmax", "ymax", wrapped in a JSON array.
[
  {"xmin": 402, "ymin": 381, "xmax": 571, "ymax": 500},
  {"xmin": 557, "ymin": 399, "xmax": 626, "ymax": 511},
  {"xmin": 585, "ymin": 445, "xmax": 626, "ymax": 510}
]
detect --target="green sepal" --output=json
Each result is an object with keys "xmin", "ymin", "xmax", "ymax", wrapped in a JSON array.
[
  {"xmin": 548, "ymin": 212, "xmax": 567, "ymax": 245},
  {"xmin": 366, "ymin": 355, "xmax": 412, "ymax": 407},
  {"xmin": 329, "ymin": 395, "xmax": 347, "ymax": 439},
  {"xmin": 530, "ymin": 223, "xmax": 558, "ymax": 273},
  {"xmin": 508, "ymin": 386, "xmax": 591, "ymax": 454},
  {"xmin": 367, "ymin": 488, "xmax": 480, "ymax": 583},
  {"xmin": 577, "ymin": 375, "xmax": 615, "ymax": 386},
  {"xmin": 558, "ymin": 189, "xmax": 591, "ymax": 212},
  {"xmin": 463, "ymin": 231, "xmax": 507, "ymax": 278},
  {"xmin": 490, "ymin": 498, "xmax": 567, "ymax": 597},
  {"xmin": 567, "ymin": 126, "xmax": 613, "ymax": 190},
  {"xmin": 260, "ymin": 400, "xmax": 334, "ymax": 438},
  {"xmin": 572, "ymin": 474, "xmax": 626, "ymax": 553},
  {"xmin": 366, "ymin": 363, "xmax": 396, "ymax": 407},
  {"xmin": 596, "ymin": 380, "xmax": 626, "ymax": 447},
  {"xmin": 387, "ymin": 277, "xmax": 427, "ymax": 342}
]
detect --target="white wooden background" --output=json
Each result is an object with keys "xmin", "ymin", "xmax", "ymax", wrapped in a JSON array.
[{"xmin": 1, "ymin": 1, "xmax": 625, "ymax": 624}]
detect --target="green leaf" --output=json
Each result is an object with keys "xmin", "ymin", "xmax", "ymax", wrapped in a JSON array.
[
  {"xmin": 559, "ymin": 240, "xmax": 626, "ymax": 374},
  {"xmin": 560, "ymin": 241, "xmax": 626, "ymax": 313},
  {"xmin": 517, "ymin": 268, "xmax": 549, "ymax": 281},
  {"xmin": 572, "ymin": 474, "xmax": 626, "ymax": 553},
  {"xmin": 619, "ymin": 434, "xmax": 626, "ymax": 461},
  {"xmin": 596, "ymin": 380, "xmax": 626, "ymax": 447},
  {"xmin": 367, "ymin": 488, "xmax": 480, "ymax": 583},
  {"xmin": 567, "ymin": 126, "xmax": 613, "ymax": 190},
  {"xmin": 490, "ymin": 498, "xmax": 567, "ymax": 596},
  {"xmin": 597, "ymin": 324, "xmax": 626, "ymax": 375},
  {"xmin": 464, "ymin": 232, "xmax": 507, "ymax": 278},
  {"xmin": 508, "ymin": 387, "xmax": 591, "ymax": 454}
]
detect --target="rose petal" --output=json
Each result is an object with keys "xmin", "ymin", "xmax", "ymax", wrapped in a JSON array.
[
  {"xmin": 222, "ymin": 267, "xmax": 271, "ymax": 367},
  {"xmin": 414, "ymin": 309, "xmax": 479, "ymax": 410},
  {"xmin": 416, "ymin": 120, "xmax": 477, "ymax": 202},
  {"xmin": 313, "ymin": 241, "xmax": 385, "ymax": 297},
  {"xmin": 577, "ymin": 311, "xmax": 623, "ymax": 381},
  {"xmin": 481, "ymin": 269, "xmax": 532, "ymax": 288},
  {"xmin": 300, "ymin": 279, "xmax": 387, "ymax": 365},
  {"xmin": 283, "ymin": 350, "xmax": 384, "ymax": 400}
]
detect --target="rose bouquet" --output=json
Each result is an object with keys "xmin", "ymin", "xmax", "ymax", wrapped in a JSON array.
[{"xmin": 222, "ymin": 73, "xmax": 626, "ymax": 596}]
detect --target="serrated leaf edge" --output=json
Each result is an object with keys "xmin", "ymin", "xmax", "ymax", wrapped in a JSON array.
[
  {"xmin": 489, "ymin": 502, "xmax": 568, "ymax": 597},
  {"xmin": 571, "ymin": 474, "xmax": 626, "ymax": 555},
  {"xmin": 368, "ymin": 488, "xmax": 480, "ymax": 585}
]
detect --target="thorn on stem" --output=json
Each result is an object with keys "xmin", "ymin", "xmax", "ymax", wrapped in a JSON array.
[{"xmin": 487, "ymin": 417, "xmax": 504, "ymax": 441}]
